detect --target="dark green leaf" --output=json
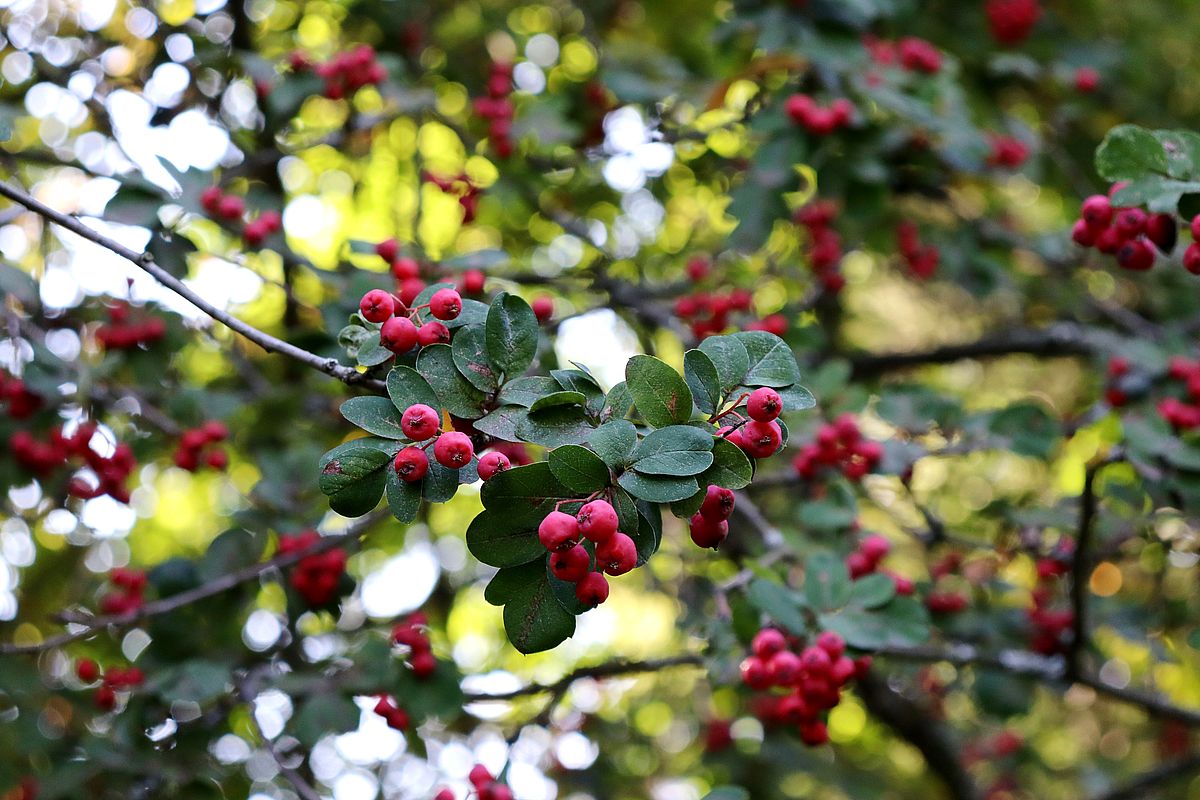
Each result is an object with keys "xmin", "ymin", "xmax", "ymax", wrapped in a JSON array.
[
  {"xmin": 548, "ymin": 444, "xmax": 611, "ymax": 492},
  {"xmin": 529, "ymin": 390, "xmax": 588, "ymax": 413},
  {"xmin": 293, "ymin": 694, "xmax": 359, "ymax": 748},
  {"xmin": 516, "ymin": 405, "xmax": 595, "ymax": 447},
  {"xmin": 467, "ymin": 508, "xmax": 547, "ymax": 567},
  {"xmin": 804, "ymin": 552, "xmax": 851, "ymax": 612},
  {"xmin": 732, "ymin": 330, "xmax": 802, "ymax": 388},
  {"xmin": 503, "ymin": 563, "xmax": 577, "ymax": 654},
  {"xmin": 498, "ymin": 376, "xmax": 562, "ymax": 407},
  {"xmin": 1095, "ymin": 124, "xmax": 1170, "ymax": 182},
  {"xmin": 486, "ymin": 291, "xmax": 539, "ymax": 377},
  {"xmin": 850, "ymin": 574, "xmax": 896, "ymax": 609},
  {"xmin": 617, "ymin": 471, "xmax": 698, "ymax": 502},
  {"xmin": 474, "ymin": 405, "xmax": 527, "ymax": 442},
  {"xmin": 318, "ymin": 439, "xmax": 394, "ymax": 517},
  {"xmin": 699, "ymin": 334, "xmax": 750, "ymax": 392},
  {"xmin": 625, "ymin": 354, "xmax": 693, "ymax": 427},
  {"xmin": 417, "ymin": 343, "xmax": 486, "ymax": 419},
  {"xmin": 604, "ymin": 381, "xmax": 634, "ymax": 419},
  {"xmin": 747, "ymin": 578, "xmax": 808, "ymax": 634},
  {"xmin": 198, "ymin": 529, "xmax": 264, "ymax": 582},
  {"xmin": 385, "ymin": 464, "xmax": 421, "ymax": 523},
  {"xmin": 700, "ymin": 437, "xmax": 754, "ymax": 490},
  {"xmin": 386, "ymin": 366, "xmax": 440, "ymax": 413},
  {"xmin": 451, "ymin": 323, "xmax": 499, "ymax": 392},
  {"xmin": 684, "ymin": 349, "xmax": 722, "ymax": 415},
  {"xmin": 588, "ymin": 419, "xmax": 639, "ymax": 468},
  {"xmin": 340, "ymin": 396, "xmax": 407, "ymax": 439}
]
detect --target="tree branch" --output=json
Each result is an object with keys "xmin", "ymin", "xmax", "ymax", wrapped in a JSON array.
[
  {"xmin": 0, "ymin": 180, "xmax": 384, "ymax": 393},
  {"xmin": 848, "ymin": 323, "xmax": 1098, "ymax": 379},
  {"xmin": 238, "ymin": 670, "xmax": 323, "ymax": 800},
  {"xmin": 2, "ymin": 510, "xmax": 387, "ymax": 655},
  {"xmin": 1089, "ymin": 751, "xmax": 1200, "ymax": 800},
  {"xmin": 1067, "ymin": 456, "xmax": 1117, "ymax": 679},
  {"xmin": 462, "ymin": 655, "xmax": 704, "ymax": 702}
]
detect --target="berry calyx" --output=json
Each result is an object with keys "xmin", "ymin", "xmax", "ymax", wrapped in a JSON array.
[
  {"xmin": 538, "ymin": 511, "xmax": 579, "ymax": 551},
  {"xmin": 433, "ymin": 431, "xmax": 474, "ymax": 469},
  {"xmin": 394, "ymin": 447, "xmax": 429, "ymax": 482},
  {"xmin": 429, "ymin": 288, "xmax": 463, "ymax": 320},
  {"xmin": 476, "ymin": 451, "xmax": 510, "ymax": 480},
  {"xmin": 576, "ymin": 499, "xmax": 619, "ymax": 542},
  {"xmin": 747, "ymin": 387, "xmax": 783, "ymax": 422},
  {"xmin": 401, "ymin": 403, "xmax": 441, "ymax": 441}
]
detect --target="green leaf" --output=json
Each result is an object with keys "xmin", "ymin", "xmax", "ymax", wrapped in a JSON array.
[
  {"xmin": 548, "ymin": 444, "xmax": 611, "ymax": 492},
  {"xmin": 631, "ymin": 500, "xmax": 663, "ymax": 564},
  {"xmin": 422, "ymin": 458, "xmax": 466, "ymax": 502},
  {"xmin": 1110, "ymin": 175, "xmax": 1200, "ymax": 212},
  {"xmin": 1155, "ymin": 129, "xmax": 1200, "ymax": 179},
  {"xmin": 703, "ymin": 789, "xmax": 750, "ymax": 800},
  {"xmin": 776, "ymin": 383, "xmax": 817, "ymax": 412},
  {"xmin": 498, "ymin": 376, "xmax": 562, "ymax": 407},
  {"xmin": 529, "ymin": 390, "xmax": 588, "ymax": 413},
  {"xmin": 698, "ymin": 334, "xmax": 750, "ymax": 392},
  {"xmin": 474, "ymin": 405, "xmax": 527, "ymax": 442},
  {"xmin": 485, "ymin": 561, "xmax": 541, "ymax": 606},
  {"xmin": 632, "ymin": 424, "xmax": 714, "ymax": 459},
  {"xmin": 516, "ymin": 405, "xmax": 595, "ymax": 447},
  {"xmin": 386, "ymin": 366, "xmax": 440, "ymax": 413},
  {"xmin": 850, "ymin": 574, "xmax": 896, "ymax": 609},
  {"xmin": 819, "ymin": 596, "xmax": 930, "ymax": 650},
  {"xmin": 632, "ymin": 451, "xmax": 713, "ymax": 476},
  {"xmin": 340, "ymin": 396, "xmax": 407, "ymax": 439},
  {"xmin": 625, "ymin": 354, "xmax": 694, "ymax": 428},
  {"xmin": 503, "ymin": 562, "xmax": 577, "ymax": 654},
  {"xmin": 293, "ymin": 694, "xmax": 359, "ymax": 748},
  {"xmin": 357, "ymin": 343, "xmax": 393, "ymax": 367},
  {"xmin": 588, "ymin": 419, "xmax": 639, "ymax": 468},
  {"xmin": 198, "ymin": 529, "xmax": 265, "ymax": 582},
  {"xmin": 732, "ymin": 330, "xmax": 802, "ymax": 388},
  {"xmin": 467, "ymin": 507, "xmax": 547, "ymax": 567},
  {"xmin": 385, "ymin": 465, "xmax": 421, "ymax": 522},
  {"xmin": 451, "ymin": 323, "xmax": 500, "ymax": 392},
  {"xmin": 746, "ymin": 578, "xmax": 808, "ymax": 634},
  {"xmin": 480, "ymin": 462, "xmax": 574, "ymax": 508},
  {"xmin": 684, "ymin": 349, "xmax": 722, "ymax": 414},
  {"xmin": 552, "ymin": 368, "xmax": 606, "ymax": 415},
  {"xmin": 1095, "ymin": 124, "xmax": 1170, "ymax": 182},
  {"xmin": 617, "ymin": 470, "xmax": 699, "ymax": 502},
  {"xmin": 486, "ymin": 291, "xmax": 539, "ymax": 377},
  {"xmin": 318, "ymin": 439, "xmax": 394, "ymax": 517},
  {"xmin": 604, "ymin": 381, "xmax": 634, "ymax": 419},
  {"xmin": 700, "ymin": 437, "xmax": 754, "ymax": 490},
  {"xmin": 803, "ymin": 552, "xmax": 851, "ymax": 612},
  {"xmin": 417, "ymin": 343, "xmax": 486, "ymax": 419},
  {"xmin": 153, "ymin": 661, "xmax": 230, "ymax": 704}
]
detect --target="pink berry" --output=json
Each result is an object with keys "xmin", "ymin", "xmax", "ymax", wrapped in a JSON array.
[
  {"xmin": 815, "ymin": 631, "xmax": 845, "ymax": 659},
  {"xmin": 860, "ymin": 534, "xmax": 891, "ymax": 564},
  {"xmin": 376, "ymin": 238, "xmax": 399, "ymax": 262},
  {"xmin": 699, "ymin": 485, "xmax": 735, "ymax": 521},
  {"xmin": 768, "ymin": 649, "xmax": 802, "ymax": 685},
  {"xmin": 401, "ymin": 404, "xmax": 440, "ymax": 440},
  {"xmin": 433, "ymin": 431, "xmax": 474, "ymax": 468},
  {"xmin": 380, "ymin": 317, "xmax": 418, "ymax": 354},
  {"xmin": 460, "ymin": 269, "xmax": 486, "ymax": 294},
  {"xmin": 576, "ymin": 499, "xmax": 619, "ymax": 542},
  {"xmin": 429, "ymin": 288, "xmax": 463, "ymax": 321},
  {"xmin": 596, "ymin": 531, "xmax": 637, "ymax": 576},
  {"xmin": 394, "ymin": 447, "xmax": 429, "ymax": 482},
  {"xmin": 752, "ymin": 627, "xmax": 787, "ymax": 659},
  {"xmin": 531, "ymin": 295, "xmax": 553, "ymax": 323},
  {"xmin": 740, "ymin": 656, "xmax": 772, "ymax": 689},
  {"xmin": 416, "ymin": 321, "xmax": 451, "ymax": 347},
  {"xmin": 476, "ymin": 451, "xmax": 510, "ymax": 480},
  {"xmin": 689, "ymin": 513, "xmax": 728, "ymax": 549},
  {"xmin": 360, "ymin": 289, "xmax": 396, "ymax": 323},
  {"xmin": 549, "ymin": 544, "xmax": 590, "ymax": 582},
  {"xmin": 1070, "ymin": 219, "xmax": 1096, "ymax": 247},
  {"xmin": 1080, "ymin": 195, "xmax": 1112, "ymax": 228},
  {"xmin": 575, "ymin": 571, "xmax": 610, "ymax": 606},
  {"xmin": 747, "ymin": 387, "xmax": 783, "ymax": 422},
  {"xmin": 740, "ymin": 420, "xmax": 783, "ymax": 459},
  {"xmin": 1116, "ymin": 239, "xmax": 1155, "ymax": 271},
  {"xmin": 1185, "ymin": 243, "xmax": 1200, "ymax": 275},
  {"xmin": 391, "ymin": 256, "xmax": 420, "ymax": 281},
  {"xmin": 468, "ymin": 765, "xmax": 493, "ymax": 789},
  {"xmin": 216, "ymin": 194, "xmax": 245, "ymax": 220},
  {"xmin": 538, "ymin": 511, "xmax": 579, "ymax": 551}
]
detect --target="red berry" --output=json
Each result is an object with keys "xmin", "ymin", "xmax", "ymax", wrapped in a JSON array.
[
  {"xmin": 538, "ymin": 511, "xmax": 579, "ymax": 551},
  {"xmin": 376, "ymin": 239, "xmax": 399, "ymax": 262},
  {"xmin": 689, "ymin": 513, "xmax": 729, "ymax": 549},
  {"xmin": 202, "ymin": 420, "xmax": 229, "ymax": 441},
  {"xmin": 531, "ymin": 295, "xmax": 553, "ymax": 323},
  {"xmin": 394, "ymin": 447, "xmax": 429, "ymax": 482},
  {"xmin": 860, "ymin": 534, "xmax": 891, "ymax": 564},
  {"xmin": 768, "ymin": 649, "xmax": 802, "ymax": 685},
  {"xmin": 740, "ymin": 420, "xmax": 783, "ymax": 458},
  {"xmin": 1114, "ymin": 208, "xmax": 1147, "ymax": 238},
  {"xmin": 434, "ymin": 790, "xmax": 455, "ymax": 800},
  {"xmin": 429, "ymin": 288, "xmax": 463, "ymax": 321},
  {"xmin": 1116, "ymin": 239, "xmax": 1155, "ymax": 271},
  {"xmin": 216, "ymin": 194, "xmax": 245, "ymax": 220},
  {"xmin": 76, "ymin": 658, "xmax": 100, "ymax": 683},
  {"xmin": 359, "ymin": 289, "xmax": 396, "ymax": 323},
  {"xmin": 1070, "ymin": 219, "xmax": 1096, "ymax": 247},
  {"xmin": 576, "ymin": 499, "xmax": 619, "ymax": 542},
  {"xmin": 476, "ymin": 451, "xmax": 511, "ymax": 480},
  {"xmin": 94, "ymin": 685, "xmax": 116, "ymax": 711},
  {"xmin": 1094, "ymin": 225, "xmax": 1125, "ymax": 254},
  {"xmin": 740, "ymin": 655, "xmax": 773, "ymax": 690},
  {"xmin": 699, "ymin": 485, "xmax": 735, "ymax": 521},
  {"xmin": 799, "ymin": 719, "xmax": 829, "ymax": 746},
  {"xmin": 1185, "ymin": 243, "xmax": 1200, "ymax": 275},
  {"xmin": 401, "ymin": 404, "xmax": 441, "ymax": 441},
  {"xmin": 1145, "ymin": 213, "xmax": 1177, "ymax": 253},
  {"xmin": 596, "ymin": 531, "xmax": 637, "ymax": 576},
  {"xmin": 200, "ymin": 185, "xmax": 223, "ymax": 214},
  {"xmin": 468, "ymin": 765, "xmax": 493, "ymax": 789},
  {"xmin": 550, "ymin": 544, "xmax": 590, "ymax": 582},
  {"xmin": 391, "ymin": 256, "xmax": 420, "ymax": 281},
  {"xmin": 433, "ymin": 431, "xmax": 474, "ymax": 468},
  {"xmin": 1191, "ymin": 215, "xmax": 1200, "ymax": 241},
  {"xmin": 416, "ymin": 321, "xmax": 451, "ymax": 347},
  {"xmin": 752, "ymin": 627, "xmax": 787, "ymax": 659},
  {"xmin": 410, "ymin": 650, "xmax": 437, "ymax": 678},
  {"xmin": 380, "ymin": 317, "xmax": 419, "ymax": 354},
  {"xmin": 460, "ymin": 269, "xmax": 486, "ymax": 294},
  {"xmin": 799, "ymin": 645, "xmax": 832, "ymax": 675},
  {"xmin": 575, "ymin": 572, "xmax": 610, "ymax": 606},
  {"xmin": 1074, "ymin": 67, "xmax": 1099, "ymax": 93},
  {"xmin": 747, "ymin": 387, "xmax": 783, "ymax": 422},
  {"xmin": 1080, "ymin": 195, "xmax": 1112, "ymax": 228},
  {"xmin": 816, "ymin": 630, "xmax": 845, "ymax": 659}
]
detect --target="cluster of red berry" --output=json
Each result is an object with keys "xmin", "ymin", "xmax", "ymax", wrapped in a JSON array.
[
  {"xmin": 473, "ymin": 61, "xmax": 515, "ymax": 159},
  {"xmin": 672, "ymin": 288, "xmax": 754, "ymax": 339},
  {"xmin": 199, "ymin": 186, "xmax": 282, "ymax": 246},
  {"xmin": 391, "ymin": 611, "xmax": 438, "ymax": 679},
  {"xmin": 964, "ymin": 729, "xmax": 1024, "ymax": 769},
  {"xmin": 392, "ymin": 403, "xmax": 477, "ymax": 481},
  {"xmin": 723, "ymin": 388, "xmax": 787, "ymax": 461},
  {"xmin": 0, "ymin": 370, "xmax": 41, "ymax": 418},
  {"xmin": 287, "ymin": 45, "xmax": 386, "ymax": 100},
  {"xmin": 741, "ymin": 628, "xmax": 869, "ymax": 746},
  {"xmin": 539, "ymin": 497, "xmax": 636, "ymax": 607},
  {"xmin": 985, "ymin": 0, "xmax": 1041, "ymax": 46},
  {"xmin": 845, "ymin": 533, "xmax": 915, "ymax": 596},
  {"xmin": 794, "ymin": 200, "xmax": 848, "ymax": 293},
  {"xmin": 1070, "ymin": 188, "xmax": 1178, "ymax": 272},
  {"xmin": 784, "ymin": 95, "xmax": 855, "ymax": 136},
  {"xmin": 99, "ymin": 567, "xmax": 147, "ymax": 615},
  {"xmin": 689, "ymin": 485, "xmax": 735, "ymax": 549},
  {"xmin": 1158, "ymin": 357, "xmax": 1200, "ymax": 430},
  {"xmin": 433, "ymin": 766, "xmax": 512, "ymax": 800},
  {"xmin": 371, "ymin": 694, "xmax": 410, "ymax": 731},
  {"xmin": 95, "ymin": 302, "xmax": 166, "ymax": 350},
  {"xmin": 1027, "ymin": 546, "xmax": 1074, "ymax": 654},
  {"xmin": 791, "ymin": 414, "xmax": 882, "ymax": 482},
  {"xmin": 895, "ymin": 221, "xmax": 940, "ymax": 280},
  {"xmin": 424, "ymin": 171, "xmax": 486, "ymax": 225},
  {"xmin": 172, "ymin": 420, "xmax": 229, "ymax": 472},
  {"xmin": 278, "ymin": 532, "xmax": 348, "ymax": 608},
  {"xmin": 76, "ymin": 657, "xmax": 145, "ymax": 710},
  {"xmin": 922, "ymin": 552, "xmax": 970, "ymax": 614},
  {"xmin": 863, "ymin": 35, "xmax": 943, "ymax": 74},
  {"xmin": 1103, "ymin": 355, "xmax": 1131, "ymax": 408},
  {"xmin": 12, "ymin": 422, "xmax": 136, "ymax": 503},
  {"xmin": 986, "ymin": 134, "xmax": 1030, "ymax": 170},
  {"xmin": 359, "ymin": 282, "xmax": 463, "ymax": 356}
]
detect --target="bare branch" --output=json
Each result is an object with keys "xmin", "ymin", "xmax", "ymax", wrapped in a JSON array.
[
  {"xmin": 462, "ymin": 655, "xmax": 704, "ymax": 703},
  {"xmin": 0, "ymin": 180, "xmax": 384, "ymax": 393},
  {"xmin": 1066, "ymin": 456, "xmax": 1118, "ymax": 679},
  {"xmin": 1089, "ymin": 752, "xmax": 1200, "ymax": 800}
]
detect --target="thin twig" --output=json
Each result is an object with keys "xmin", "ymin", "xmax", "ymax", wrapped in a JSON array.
[{"xmin": 462, "ymin": 655, "xmax": 704, "ymax": 702}]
